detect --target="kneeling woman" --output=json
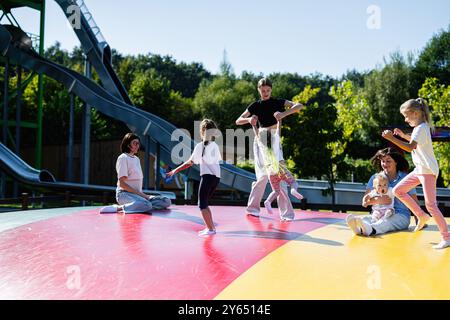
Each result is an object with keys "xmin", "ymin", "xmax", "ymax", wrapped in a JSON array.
[{"xmin": 100, "ymin": 133, "xmax": 171, "ymax": 213}]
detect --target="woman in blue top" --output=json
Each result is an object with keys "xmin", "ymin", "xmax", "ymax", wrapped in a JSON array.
[{"xmin": 346, "ymin": 148, "xmax": 420, "ymax": 236}]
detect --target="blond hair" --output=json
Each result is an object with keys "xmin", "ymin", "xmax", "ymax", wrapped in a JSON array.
[
  {"xmin": 400, "ymin": 98, "xmax": 434, "ymax": 132},
  {"xmin": 372, "ymin": 171, "xmax": 388, "ymax": 188}
]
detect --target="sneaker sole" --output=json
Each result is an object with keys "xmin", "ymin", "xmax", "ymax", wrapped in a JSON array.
[
  {"xmin": 346, "ymin": 216, "xmax": 361, "ymax": 235},
  {"xmin": 246, "ymin": 212, "xmax": 260, "ymax": 217},
  {"xmin": 355, "ymin": 218, "xmax": 372, "ymax": 236}
]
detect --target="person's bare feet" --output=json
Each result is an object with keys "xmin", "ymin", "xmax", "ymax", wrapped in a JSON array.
[
  {"xmin": 290, "ymin": 189, "xmax": 304, "ymax": 200},
  {"xmin": 264, "ymin": 200, "xmax": 274, "ymax": 215},
  {"xmin": 413, "ymin": 215, "xmax": 430, "ymax": 232}
]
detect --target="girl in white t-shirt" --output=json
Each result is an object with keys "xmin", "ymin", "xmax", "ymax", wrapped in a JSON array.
[
  {"xmin": 382, "ymin": 98, "xmax": 449, "ymax": 249},
  {"xmin": 100, "ymin": 133, "xmax": 171, "ymax": 214},
  {"xmin": 167, "ymin": 119, "xmax": 221, "ymax": 236}
]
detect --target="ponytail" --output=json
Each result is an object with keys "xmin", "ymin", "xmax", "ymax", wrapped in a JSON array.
[{"xmin": 400, "ymin": 98, "xmax": 434, "ymax": 132}]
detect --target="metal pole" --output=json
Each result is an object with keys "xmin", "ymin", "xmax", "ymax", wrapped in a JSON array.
[
  {"xmin": 184, "ymin": 180, "xmax": 193, "ymax": 201},
  {"xmin": 154, "ymin": 142, "xmax": 161, "ymax": 190},
  {"xmin": 67, "ymin": 93, "xmax": 74, "ymax": 182},
  {"xmin": 2, "ymin": 59, "xmax": 9, "ymax": 144},
  {"xmin": 35, "ymin": 0, "xmax": 46, "ymax": 169},
  {"xmin": 0, "ymin": 60, "xmax": 9, "ymax": 198},
  {"xmin": 15, "ymin": 65, "xmax": 21, "ymax": 155},
  {"xmin": 143, "ymin": 135, "xmax": 150, "ymax": 190},
  {"xmin": 13, "ymin": 65, "xmax": 22, "ymax": 197},
  {"xmin": 81, "ymin": 58, "xmax": 91, "ymax": 185}
]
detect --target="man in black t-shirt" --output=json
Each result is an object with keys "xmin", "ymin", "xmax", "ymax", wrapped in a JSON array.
[{"xmin": 235, "ymin": 77, "xmax": 303, "ymax": 220}]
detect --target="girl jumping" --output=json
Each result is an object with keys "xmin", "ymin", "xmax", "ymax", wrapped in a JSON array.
[{"xmin": 382, "ymin": 98, "xmax": 449, "ymax": 249}]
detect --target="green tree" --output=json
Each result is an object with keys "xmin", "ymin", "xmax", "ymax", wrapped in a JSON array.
[
  {"xmin": 329, "ymin": 80, "xmax": 375, "ymax": 181},
  {"xmin": 219, "ymin": 49, "xmax": 234, "ymax": 77},
  {"xmin": 168, "ymin": 91, "xmax": 197, "ymax": 132},
  {"xmin": 414, "ymin": 25, "xmax": 450, "ymax": 87},
  {"xmin": 284, "ymin": 86, "xmax": 343, "ymax": 204},
  {"xmin": 129, "ymin": 69, "xmax": 172, "ymax": 118},
  {"xmin": 330, "ymin": 80, "xmax": 371, "ymax": 149},
  {"xmin": 193, "ymin": 75, "xmax": 256, "ymax": 132},
  {"xmin": 340, "ymin": 69, "xmax": 367, "ymax": 88},
  {"xmin": 129, "ymin": 68, "xmax": 196, "ymax": 130},
  {"xmin": 362, "ymin": 52, "xmax": 416, "ymax": 148},
  {"xmin": 418, "ymin": 78, "xmax": 450, "ymax": 187},
  {"xmin": 116, "ymin": 53, "xmax": 211, "ymax": 98}
]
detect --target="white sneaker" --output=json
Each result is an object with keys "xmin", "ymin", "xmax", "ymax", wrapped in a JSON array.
[
  {"xmin": 246, "ymin": 209, "xmax": 260, "ymax": 217},
  {"xmin": 264, "ymin": 201, "xmax": 274, "ymax": 215},
  {"xmin": 355, "ymin": 218, "xmax": 373, "ymax": 236},
  {"xmin": 346, "ymin": 214, "xmax": 362, "ymax": 235},
  {"xmin": 281, "ymin": 216, "xmax": 294, "ymax": 221},
  {"xmin": 432, "ymin": 240, "xmax": 450, "ymax": 249},
  {"xmin": 99, "ymin": 205, "xmax": 118, "ymax": 213},
  {"xmin": 290, "ymin": 189, "xmax": 304, "ymax": 200},
  {"xmin": 198, "ymin": 228, "xmax": 216, "ymax": 236}
]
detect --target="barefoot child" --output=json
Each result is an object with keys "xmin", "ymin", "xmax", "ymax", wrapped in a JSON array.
[
  {"xmin": 363, "ymin": 172, "xmax": 395, "ymax": 223},
  {"xmin": 235, "ymin": 77, "xmax": 304, "ymax": 219},
  {"xmin": 251, "ymin": 121, "xmax": 303, "ymax": 216},
  {"xmin": 382, "ymin": 98, "xmax": 450, "ymax": 249},
  {"xmin": 167, "ymin": 119, "xmax": 221, "ymax": 236}
]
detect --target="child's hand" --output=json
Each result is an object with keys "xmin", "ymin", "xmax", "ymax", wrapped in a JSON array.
[
  {"xmin": 362, "ymin": 197, "xmax": 371, "ymax": 207},
  {"xmin": 249, "ymin": 115, "xmax": 258, "ymax": 126},
  {"xmin": 393, "ymin": 128, "xmax": 405, "ymax": 138},
  {"xmin": 384, "ymin": 209, "xmax": 394, "ymax": 219},
  {"xmin": 381, "ymin": 130, "xmax": 394, "ymax": 141},
  {"xmin": 273, "ymin": 112, "xmax": 283, "ymax": 121},
  {"xmin": 166, "ymin": 170, "xmax": 175, "ymax": 177},
  {"xmin": 362, "ymin": 195, "xmax": 370, "ymax": 207}
]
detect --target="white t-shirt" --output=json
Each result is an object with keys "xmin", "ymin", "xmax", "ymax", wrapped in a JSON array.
[
  {"xmin": 116, "ymin": 153, "xmax": 143, "ymax": 192},
  {"xmin": 410, "ymin": 122, "xmax": 439, "ymax": 176},
  {"xmin": 369, "ymin": 187, "xmax": 394, "ymax": 210},
  {"xmin": 189, "ymin": 141, "xmax": 221, "ymax": 178}
]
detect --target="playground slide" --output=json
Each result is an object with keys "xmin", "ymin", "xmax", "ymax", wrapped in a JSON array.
[
  {"xmin": 0, "ymin": 141, "xmax": 56, "ymax": 184},
  {"xmin": 54, "ymin": 0, "xmax": 132, "ymax": 105},
  {"xmin": 0, "ymin": 24, "xmax": 262, "ymax": 197}
]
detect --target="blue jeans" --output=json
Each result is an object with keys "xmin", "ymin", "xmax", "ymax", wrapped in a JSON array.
[
  {"xmin": 362, "ymin": 213, "xmax": 410, "ymax": 234},
  {"xmin": 116, "ymin": 190, "xmax": 171, "ymax": 213}
]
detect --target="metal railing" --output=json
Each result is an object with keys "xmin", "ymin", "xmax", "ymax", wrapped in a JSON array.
[
  {"xmin": 27, "ymin": 32, "xmax": 40, "ymax": 51},
  {"xmin": 74, "ymin": 0, "xmax": 106, "ymax": 44},
  {"xmin": 0, "ymin": 191, "xmax": 113, "ymax": 211}
]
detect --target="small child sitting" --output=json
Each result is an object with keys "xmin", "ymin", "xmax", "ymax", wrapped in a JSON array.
[
  {"xmin": 363, "ymin": 172, "xmax": 395, "ymax": 222},
  {"xmin": 252, "ymin": 122, "xmax": 303, "ymax": 216}
]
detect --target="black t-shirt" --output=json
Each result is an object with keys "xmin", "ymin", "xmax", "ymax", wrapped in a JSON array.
[{"xmin": 247, "ymin": 98, "xmax": 286, "ymax": 128}]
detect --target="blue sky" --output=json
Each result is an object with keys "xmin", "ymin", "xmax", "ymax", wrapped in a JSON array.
[{"xmin": 10, "ymin": 0, "xmax": 450, "ymax": 78}]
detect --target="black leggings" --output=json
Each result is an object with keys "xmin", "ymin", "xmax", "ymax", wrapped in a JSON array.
[{"xmin": 198, "ymin": 174, "xmax": 220, "ymax": 209}]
